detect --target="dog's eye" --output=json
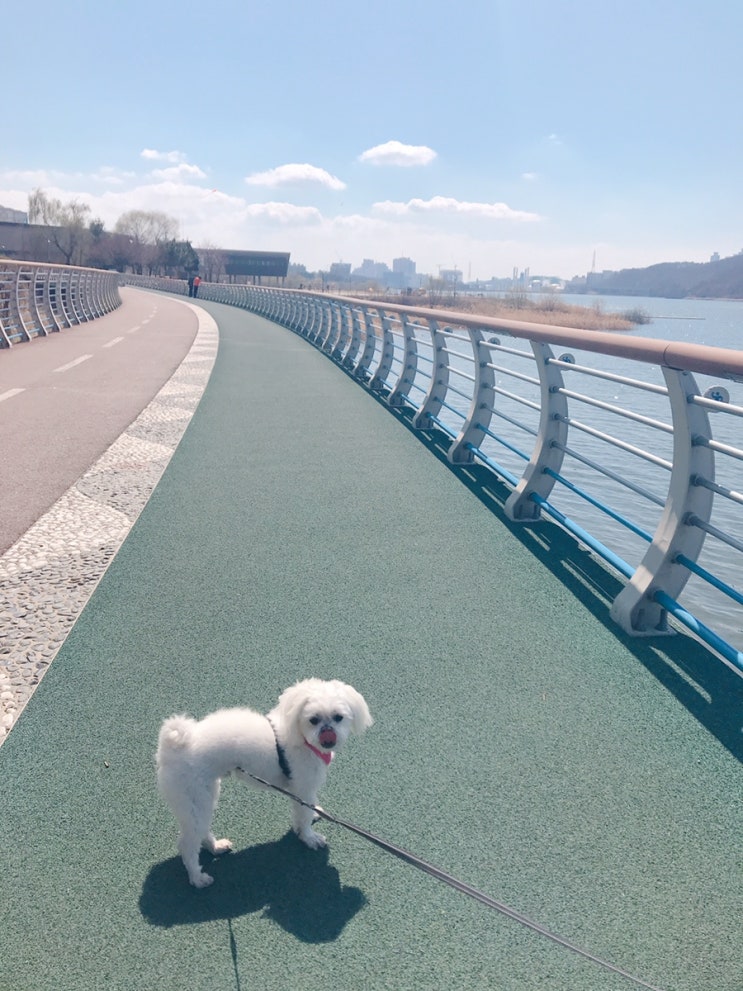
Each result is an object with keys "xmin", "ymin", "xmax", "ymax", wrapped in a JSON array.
[
  {"xmin": 309, "ymin": 716, "xmax": 320, "ymax": 726},
  {"xmin": 333, "ymin": 714, "xmax": 344, "ymax": 723}
]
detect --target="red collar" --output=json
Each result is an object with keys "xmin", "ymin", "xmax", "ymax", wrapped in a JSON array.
[{"xmin": 304, "ymin": 740, "xmax": 333, "ymax": 765}]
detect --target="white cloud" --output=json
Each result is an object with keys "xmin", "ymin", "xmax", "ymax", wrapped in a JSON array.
[
  {"xmin": 245, "ymin": 163, "xmax": 346, "ymax": 190},
  {"xmin": 358, "ymin": 140, "xmax": 437, "ymax": 167},
  {"xmin": 151, "ymin": 163, "xmax": 207, "ymax": 181},
  {"xmin": 140, "ymin": 148, "xmax": 187, "ymax": 163},
  {"xmin": 242, "ymin": 202, "xmax": 323, "ymax": 224},
  {"xmin": 372, "ymin": 195, "xmax": 542, "ymax": 223},
  {"xmin": 91, "ymin": 166, "xmax": 137, "ymax": 185},
  {"xmin": 522, "ymin": 172, "xmax": 538, "ymax": 182}
]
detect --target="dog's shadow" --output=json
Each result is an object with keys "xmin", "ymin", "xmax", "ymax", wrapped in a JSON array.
[{"xmin": 139, "ymin": 832, "xmax": 366, "ymax": 942}]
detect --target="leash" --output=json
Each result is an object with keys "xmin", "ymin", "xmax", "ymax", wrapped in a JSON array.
[{"xmin": 243, "ymin": 771, "xmax": 666, "ymax": 991}]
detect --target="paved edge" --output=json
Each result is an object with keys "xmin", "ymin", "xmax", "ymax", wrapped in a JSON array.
[{"xmin": 0, "ymin": 298, "xmax": 218, "ymax": 743}]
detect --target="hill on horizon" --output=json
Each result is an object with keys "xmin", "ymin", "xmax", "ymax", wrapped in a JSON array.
[{"xmin": 567, "ymin": 251, "xmax": 743, "ymax": 299}]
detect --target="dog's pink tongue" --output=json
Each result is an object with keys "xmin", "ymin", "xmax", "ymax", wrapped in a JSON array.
[{"xmin": 319, "ymin": 727, "xmax": 337, "ymax": 748}]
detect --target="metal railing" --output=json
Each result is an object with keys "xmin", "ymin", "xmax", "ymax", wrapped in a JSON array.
[
  {"xmin": 0, "ymin": 260, "xmax": 121, "ymax": 347},
  {"xmin": 127, "ymin": 276, "xmax": 743, "ymax": 675}
]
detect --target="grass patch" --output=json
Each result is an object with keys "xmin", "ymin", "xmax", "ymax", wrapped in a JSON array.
[{"xmin": 366, "ymin": 291, "xmax": 651, "ymax": 332}]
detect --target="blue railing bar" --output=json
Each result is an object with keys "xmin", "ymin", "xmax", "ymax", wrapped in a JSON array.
[
  {"xmin": 427, "ymin": 414, "xmax": 458, "ymax": 439},
  {"xmin": 693, "ymin": 435, "xmax": 743, "ymax": 463},
  {"xmin": 480, "ymin": 419, "xmax": 534, "ymax": 447},
  {"xmin": 652, "ymin": 590, "xmax": 743, "ymax": 673},
  {"xmin": 675, "ymin": 554, "xmax": 743, "ymax": 607},
  {"xmin": 556, "ymin": 416, "xmax": 673, "ymax": 471},
  {"xmin": 692, "ymin": 474, "xmax": 743, "ymax": 508},
  {"xmin": 464, "ymin": 443, "xmax": 521, "ymax": 487},
  {"xmin": 474, "ymin": 425, "xmax": 530, "ymax": 463},
  {"xmin": 412, "ymin": 368, "xmax": 433, "ymax": 383},
  {"xmin": 529, "ymin": 493, "xmax": 636, "ymax": 580},
  {"xmin": 402, "ymin": 378, "xmax": 428, "ymax": 396},
  {"xmin": 555, "ymin": 443, "xmax": 666, "ymax": 508},
  {"xmin": 555, "ymin": 388, "xmax": 674, "ymax": 434},
  {"xmin": 546, "ymin": 358, "xmax": 670, "ymax": 396},
  {"xmin": 416, "ymin": 352, "xmax": 435, "ymax": 366},
  {"xmin": 447, "ymin": 382, "xmax": 475, "ymax": 402},
  {"xmin": 487, "ymin": 409, "xmax": 539, "ymax": 438},
  {"xmin": 686, "ymin": 514, "xmax": 743, "ymax": 554},
  {"xmin": 439, "ymin": 400, "xmax": 467, "ymax": 421},
  {"xmin": 485, "ymin": 363, "xmax": 541, "ymax": 388},
  {"xmin": 543, "ymin": 468, "xmax": 654, "ymax": 543}
]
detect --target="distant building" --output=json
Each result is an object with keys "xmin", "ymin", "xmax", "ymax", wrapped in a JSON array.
[
  {"xmin": 352, "ymin": 258, "xmax": 390, "ymax": 280},
  {"xmin": 329, "ymin": 262, "xmax": 352, "ymax": 281},
  {"xmin": 388, "ymin": 256, "xmax": 419, "ymax": 290},
  {"xmin": 222, "ymin": 250, "xmax": 290, "ymax": 282},
  {"xmin": 393, "ymin": 256, "xmax": 416, "ymax": 279},
  {"xmin": 0, "ymin": 205, "xmax": 28, "ymax": 224}
]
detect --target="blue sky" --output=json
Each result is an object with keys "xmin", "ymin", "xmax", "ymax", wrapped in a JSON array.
[{"xmin": 2, "ymin": 0, "xmax": 741, "ymax": 280}]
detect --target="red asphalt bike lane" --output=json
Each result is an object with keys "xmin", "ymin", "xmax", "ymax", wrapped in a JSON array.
[{"xmin": 0, "ymin": 287, "xmax": 199, "ymax": 555}]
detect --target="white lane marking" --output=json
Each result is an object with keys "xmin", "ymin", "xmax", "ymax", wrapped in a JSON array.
[
  {"xmin": 128, "ymin": 324, "xmax": 143, "ymax": 334},
  {"xmin": 103, "ymin": 336, "xmax": 125, "ymax": 348},
  {"xmin": 0, "ymin": 387, "xmax": 25, "ymax": 403},
  {"xmin": 53, "ymin": 354, "xmax": 93, "ymax": 373}
]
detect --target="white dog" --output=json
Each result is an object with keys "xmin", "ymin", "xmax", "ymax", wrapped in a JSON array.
[{"xmin": 156, "ymin": 678, "xmax": 373, "ymax": 888}]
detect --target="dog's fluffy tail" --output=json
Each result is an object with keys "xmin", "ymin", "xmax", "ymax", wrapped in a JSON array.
[{"xmin": 157, "ymin": 715, "xmax": 196, "ymax": 753}]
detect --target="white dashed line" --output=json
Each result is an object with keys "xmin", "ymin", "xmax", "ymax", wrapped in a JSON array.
[
  {"xmin": 103, "ymin": 337, "xmax": 125, "ymax": 348},
  {"xmin": 53, "ymin": 355, "xmax": 93, "ymax": 373},
  {"xmin": 0, "ymin": 388, "xmax": 25, "ymax": 403}
]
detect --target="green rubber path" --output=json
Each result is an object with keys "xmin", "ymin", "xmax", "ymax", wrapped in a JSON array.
[{"xmin": 1, "ymin": 300, "xmax": 741, "ymax": 991}]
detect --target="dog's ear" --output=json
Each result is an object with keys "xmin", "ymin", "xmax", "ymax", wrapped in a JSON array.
[
  {"xmin": 275, "ymin": 679, "xmax": 317, "ymax": 730},
  {"xmin": 340, "ymin": 683, "xmax": 373, "ymax": 735}
]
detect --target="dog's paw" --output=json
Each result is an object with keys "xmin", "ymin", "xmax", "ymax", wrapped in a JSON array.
[
  {"xmin": 299, "ymin": 828, "xmax": 327, "ymax": 850},
  {"xmin": 211, "ymin": 838, "xmax": 233, "ymax": 855},
  {"xmin": 191, "ymin": 872, "xmax": 214, "ymax": 889}
]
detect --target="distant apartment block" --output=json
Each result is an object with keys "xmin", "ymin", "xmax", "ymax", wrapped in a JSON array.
[{"xmin": 329, "ymin": 262, "xmax": 352, "ymax": 281}]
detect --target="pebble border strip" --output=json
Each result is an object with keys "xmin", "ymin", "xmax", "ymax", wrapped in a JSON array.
[{"xmin": 0, "ymin": 301, "xmax": 219, "ymax": 744}]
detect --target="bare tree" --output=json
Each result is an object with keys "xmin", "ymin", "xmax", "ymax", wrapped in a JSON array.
[
  {"xmin": 114, "ymin": 210, "xmax": 179, "ymax": 274},
  {"xmin": 27, "ymin": 188, "xmax": 91, "ymax": 265},
  {"xmin": 197, "ymin": 240, "xmax": 226, "ymax": 282}
]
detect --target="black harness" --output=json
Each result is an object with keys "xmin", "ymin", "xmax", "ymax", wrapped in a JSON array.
[{"xmin": 266, "ymin": 716, "xmax": 292, "ymax": 780}]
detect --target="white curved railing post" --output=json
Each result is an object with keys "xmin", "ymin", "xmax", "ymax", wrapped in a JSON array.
[
  {"xmin": 504, "ymin": 343, "xmax": 569, "ymax": 520},
  {"xmin": 447, "ymin": 328, "xmax": 497, "ymax": 465},
  {"xmin": 0, "ymin": 260, "xmax": 121, "ymax": 347},
  {"xmin": 387, "ymin": 312, "xmax": 419, "ymax": 408},
  {"xmin": 610, "ymin": 367, "xmax": 715, "ymax": 634},
  {"xmin": 368, "ymin": 309, "xmax": 396, "ymax": 393},
  {"xmin": 345, "ymin": 302, "xmax": 364, "ymax": 370},
  {"xmin": 354, "ymin": 306, "xmax": 378, "ymax": 381},
  {"xmin": 412, "ymin": 318, "xmax": 450, "ymax": 430}
]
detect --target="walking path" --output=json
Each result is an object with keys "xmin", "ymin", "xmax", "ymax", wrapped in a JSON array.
[
  {"xmin": 0, "ymin": 290, "xmax": 740, "ymax": 991},
  {"xmin": 0, "ymin": 289, "xmax": 213, "ymax": 740}
]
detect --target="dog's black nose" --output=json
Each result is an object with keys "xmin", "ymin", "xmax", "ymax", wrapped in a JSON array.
[{"xmin": 319, "ymin": 726, "xmax": 337, "ymax": 748}]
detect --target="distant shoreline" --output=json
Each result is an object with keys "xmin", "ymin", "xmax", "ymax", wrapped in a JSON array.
[{"xmin": 368, "ymin": 292, "xmax": 646, "ymax": 331}]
